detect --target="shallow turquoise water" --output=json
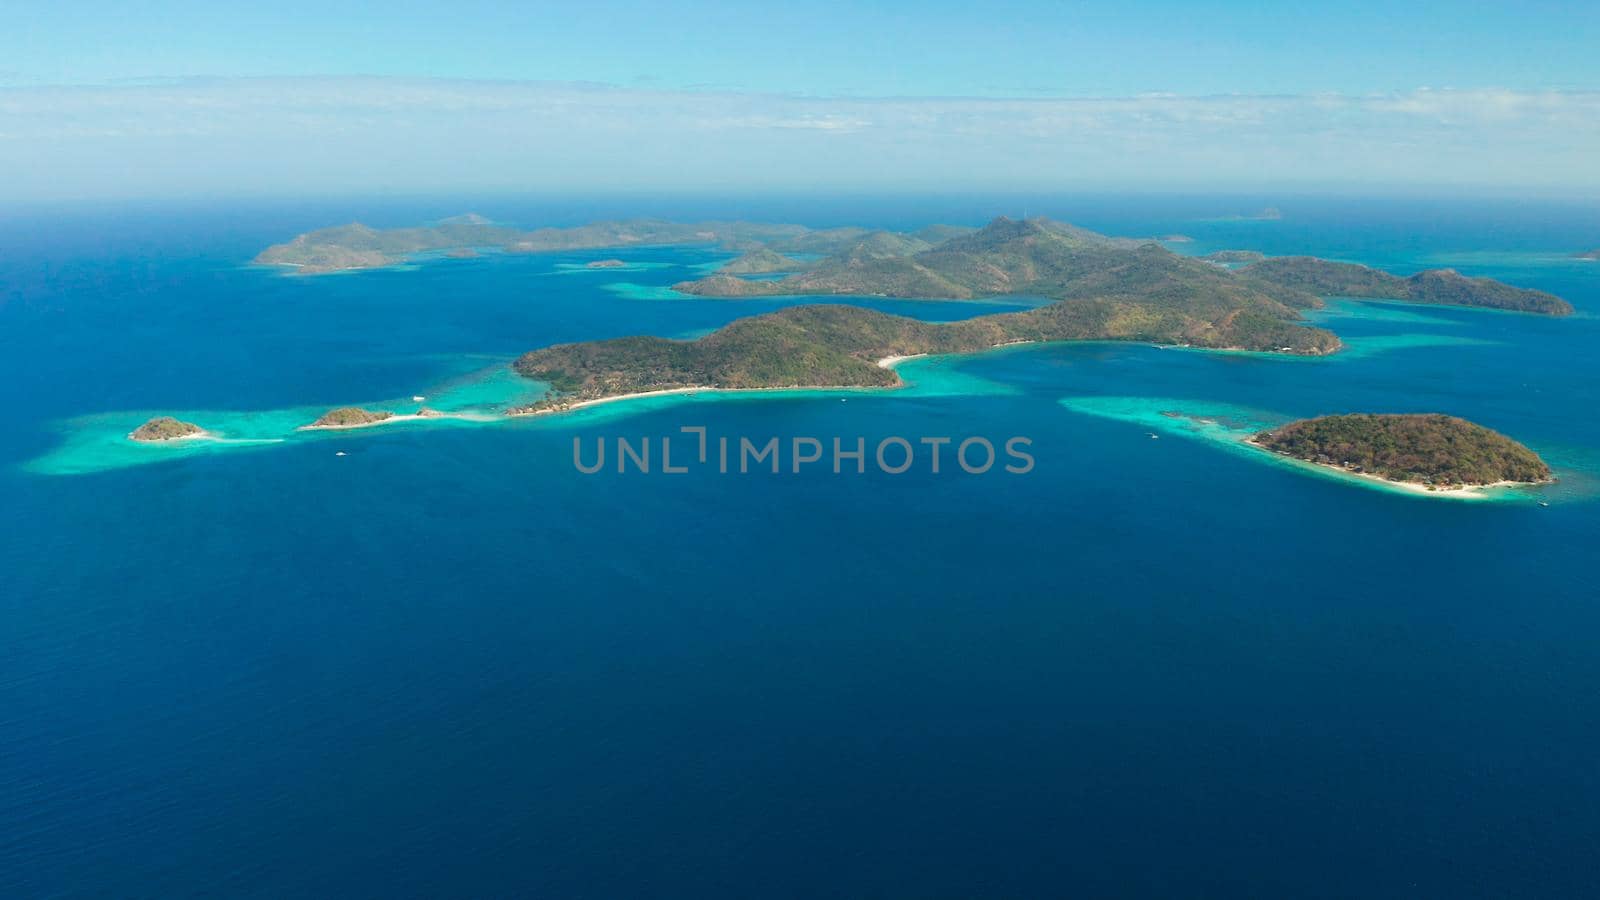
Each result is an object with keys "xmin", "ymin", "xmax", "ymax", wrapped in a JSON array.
[{"xmin": 3, "ymin": 195, "xmax": 1599, "ymax": 897}]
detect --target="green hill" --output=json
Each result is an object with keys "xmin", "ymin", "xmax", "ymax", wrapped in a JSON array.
[
  {"xmin": 1241, "ymin": 257, "xmax": 1572, "ymax": 315},
  {"xmin": 512, "ymin": 299, "xmax": 1341, "ymax": 411},
  {"xmin": 1252, "ymin": 414, "xmax": 1552, "ymax": 487},
  {"xmin": 720, "ymin": 249, "xmax": 809, "ymax": 274},
  {"xmin": 129, "ymin": 416, "xmax": 204, "ymax": 442}
]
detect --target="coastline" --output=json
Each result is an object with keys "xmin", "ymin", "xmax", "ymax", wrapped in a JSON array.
[
  {"xmin": 298, "ymin": 411, "xmax": 495, "ymax": 432},
  {"xmin": 876, "ymin": 353, "xmax": 929, "ymax": 368},
  {"xmin": 511, "ymin": 351, "xmax": 941, "ymax": 417},
  {"xmin": 1242, "ymin": 436, "xmax": 1543, "ymax": 498},
  {"xmin": 128, "ymin": 429, "xmax": 217, "ymax": 444}
]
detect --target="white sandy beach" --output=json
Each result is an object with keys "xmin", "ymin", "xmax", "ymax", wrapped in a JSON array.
[
  {"xmin": 128, "ymin": 429, "xmax": 217, "ymax": 444},
  {"xmin": 298, "ymin": 411, "xmax": 496, "ymax": 432},
  {"xmin": 1242, "ymin": 437, "xmax": 1538, "ymax": 499}
]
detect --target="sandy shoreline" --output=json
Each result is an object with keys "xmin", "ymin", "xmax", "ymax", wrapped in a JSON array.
[
  {"xmin": 298, "ymin": 411, "xmax": 495, "ymax": 432},
  {"xmin": 128, "ymin": 429, "xmax": 217, "ymax": 444},
  {"xmin": 876, "ymin": 353, "xmax": 928, "ymax": 368},
  {"xmin": 510, "ymin": 383, "xmax": 890, "ymax": 417},
  {"xmin": 1242, "ymin": 437, "xmax": 1540, "ymax": 498},
  {"xmin": 510, "ymin": 347, "xmax": 1019, "ymax": 417}
]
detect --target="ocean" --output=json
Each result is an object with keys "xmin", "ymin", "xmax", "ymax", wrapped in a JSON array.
[{"xmin": 2, "ymin": 194, "xmax": 1598, "ymax": 897}]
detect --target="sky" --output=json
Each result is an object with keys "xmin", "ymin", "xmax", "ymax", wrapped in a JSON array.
[{"xmin": 3, "ymin": 1, "xmax": 1598, "ymax": 201}]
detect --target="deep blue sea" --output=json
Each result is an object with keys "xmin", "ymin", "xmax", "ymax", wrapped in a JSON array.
[{"xmin": 3, "ymin": 194, "xmax": 1599, "ymax": 897}]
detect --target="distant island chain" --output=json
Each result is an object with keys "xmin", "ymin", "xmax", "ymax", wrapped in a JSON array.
[{"xmin": 131, "ymin": 213, "xmax": 1577, "ymax": 494}]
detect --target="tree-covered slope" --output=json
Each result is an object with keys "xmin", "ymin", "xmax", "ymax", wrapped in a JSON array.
[
  {"xmin": 1241, "ymin": 257, "xmax": 1572, "ymax": 315},
  {"xmin": 512, "ymin": 300, "xmax": 1341, "ymax": 411},
  {"xmin": 1252, "ymin": 414, "xmax": 1552, "ymax": 487}
]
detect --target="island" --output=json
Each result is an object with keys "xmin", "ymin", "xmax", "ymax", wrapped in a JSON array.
[
  {"xmin": 585, "ymin": 259, "xmax": 628, "ymax": 268},
  {"xmin": 1250, "ymin": 414, "xmax": 1552, "ymax": 491},
  {"xmin": 258, "ymin": 213, "xmax": 1573, "ymax": 322},
  {"xmin": 510, "ymin": 295, "xmax": 1340, "ymax": 414},
  {"xmin": 1576, "ymin": 249, "xmax": 1600, "ymax": 260},
  {"xmin": 254, "ymin": 216, "xmax": 985, "ymax": 274},
  {"xmin": 1239, "ymin": 258, "xmax": 1571, "ymax": 315},
  {"xmin": 129, "ymin": 416, "xmax": 206, "ymax": 442},
  {"xmin": 305, "ymin": 407, "xmax": 395, "ymax": 429},
  {"xmin": 668, "ymin": 217, "xmax": 1568, "ymax": 315},
  {"xmin": 505, "ymin": 217, "xmax": 1572, "ymax": 414}
]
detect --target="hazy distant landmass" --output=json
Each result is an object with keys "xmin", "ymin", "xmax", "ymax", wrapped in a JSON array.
[
  {"xmin": 254, "ymin": 215, "xmax": 980, "ymax": 274},
  {"xmin": 1576, "ymin": 249, "xmax": 1600, "ymax": 260},
  {"xmin": 671, "ymin": 217, "xmax": 1568, "ymax": 315},
  {"xmin": 1216, "ymin": 207, "xmax": 1283, "ymax": 221},
  {"xmin": 1252, "ymin": 414, "xmax": 1552, "ymax": 489}
]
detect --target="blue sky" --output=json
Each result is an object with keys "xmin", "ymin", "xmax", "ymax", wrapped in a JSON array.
[
  {"xmin": 9, "ymin": 0, "xmax": 1599, "ymax": 95},
  {"xmin": 4, "ymin": 1, "xmax": 1598, "ymax": 200}
]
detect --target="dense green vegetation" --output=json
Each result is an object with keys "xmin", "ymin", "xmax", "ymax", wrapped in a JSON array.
[
  {"xmin": 129, "ymin": 416, "xmax": 203, "ymax": 441},
  {"xmin": 260, "ymin": 215, "xmax": 1574, "ymax": 320},
  {"xmin": 1242, "ymin": 257, "xmax": 1572, "ymax": 315},
  {"xmin": 675, "ymin": 223, "xmax": 1570, "ymax": 317},
  {"xmin": 720, "ymin": 249, "xmax": 808, "ymax": 274},
  {"xmin": 512, "ymin": 296, "xmax": 1342, "ymax": 411},
  {"xmin": 308, "ymin": 407, "xmax": 395, "ymax": 427},
  {"xmin": 1252, "ymin": 414, "xmax": 1551, "ymax": 487}
]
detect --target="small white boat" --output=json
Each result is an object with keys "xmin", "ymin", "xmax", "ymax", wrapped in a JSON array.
[
  {"xmin": 412, "ymin": 395, "xmax": 426, "ymax": 402},
  {"xmin": 335, "ymin": 451, "xmax": 347, "ymax": 457}
]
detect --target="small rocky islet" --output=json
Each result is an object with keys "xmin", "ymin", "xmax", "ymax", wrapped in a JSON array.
[{"xmin": 129, "ymin": 416, "xmax": 205, "ymax": 442}]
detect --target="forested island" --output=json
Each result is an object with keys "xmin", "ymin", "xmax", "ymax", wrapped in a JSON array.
[
  {"xmin": 720, "ymin": 249, "xmax": 808, "ymax": 274},
  {"xmin": 1251, "ymin": 414, "xmax": 1552, "ymax": 490},
  {"xmin": 305, "ymin": 407, "xmax": 395, "ymax": 429},
  {"xmin": 129, "ymin": 417, "xmax": 206, "ymax": 442},
  {"xmin": 246, "ymin": 213, "xmax": 1578, "ymax": 422},
  {"xmin": 1238, "ymin": 258, "xmax": 1571, "ymax": 315},
  {"xmin": 257, "ymin": 213, "xmax": 1570, "ymax": 318},
  {"xmin": 668, "ymin": 224, "xmax": 1569, "ymax": 316},
  {"xmin": 506, "ymin": 216, "xmax": 1574, "ymax": 412},
  {"xmin": 512, "ymin": 298, "xmax": 1338, "ymax": 413}
]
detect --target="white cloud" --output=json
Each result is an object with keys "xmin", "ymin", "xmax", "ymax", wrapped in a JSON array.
[{"xmin": 2, "ymin": 78, "xmax": 1596, "ymax": 200}]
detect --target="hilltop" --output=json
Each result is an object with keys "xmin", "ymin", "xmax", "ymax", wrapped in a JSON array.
[
  {"xmin": 720, "ymin": 249, "xmax": 809, "ymax": 274},
  {"xmin": 673, "ymin": 217, "xmax": 1570, "ymax": 317}
]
